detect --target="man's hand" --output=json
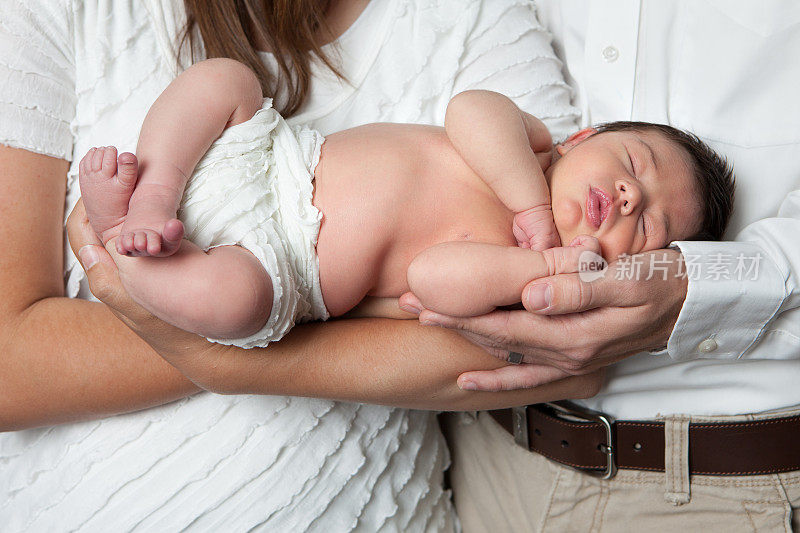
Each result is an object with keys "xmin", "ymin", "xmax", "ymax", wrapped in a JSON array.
[
  {"xmin": 513, "ymin": 205, "xmax": 561, "ymax": 251},
  {"xmin": 399, "ymin": 247, "xmax": 688, "ymax": 391}
]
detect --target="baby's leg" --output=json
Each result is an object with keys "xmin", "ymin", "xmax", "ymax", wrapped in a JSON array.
[
  {"xmin": 120, "ymin": 58, "xmax": 264, "ymax": 257},
  {"xmin": 406, "ymin": 238, "xmax": 601, "ymax": 317},
  {"xmin": 109, "ymin": 238, "xmax": 274, "ymax": 341}
]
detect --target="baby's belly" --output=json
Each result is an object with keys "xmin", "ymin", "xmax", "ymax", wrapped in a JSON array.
[
  {"xmin": 368, "ymin": 186, "xmax": 517, "ymax": 299},
  {"xmin": 311, "ymin": 124, "xmax": 515, "ymax": 316}
]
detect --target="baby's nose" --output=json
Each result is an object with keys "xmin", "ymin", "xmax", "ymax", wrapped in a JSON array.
[{"xmin": 615, "ymin": 179, "xmax": 641, "ymax": 215}]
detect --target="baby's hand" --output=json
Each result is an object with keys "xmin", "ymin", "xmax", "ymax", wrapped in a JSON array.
[{"xmin": 513, "ymin": 205, "xmax": 561, "ymax": 251}]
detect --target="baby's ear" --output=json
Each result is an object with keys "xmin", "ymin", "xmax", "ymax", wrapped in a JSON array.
[{"xmin": 556, "ymin": 127, "xmax": 598, "ymax": 156}]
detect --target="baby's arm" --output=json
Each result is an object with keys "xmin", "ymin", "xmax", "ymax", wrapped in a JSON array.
[
  {"xmin": 445, "ymin": 90, "xmax": 560, "ymax": 250},
  {"xmin": 121, "ymin": 58, "xmax": 264, "ymax": 256},
  {"xmin": 407, "ymin": 237, "xmax": 600, "ymax": 317}
]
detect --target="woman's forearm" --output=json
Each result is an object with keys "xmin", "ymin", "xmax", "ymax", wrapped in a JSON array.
[
  {"xmin": 0, "ymin": 297, "xmax": 198, "ymax": 431},
  {"xmin": 2, "ymin": 295, "xmax": 598, "ymax": 431},
  {"xmin": 178, "ymin": 317, "xmax": 601, "ymax": 411},
  {"xmin": 0, "ymin": 146, "xmax": 197, "ymax": 431}
]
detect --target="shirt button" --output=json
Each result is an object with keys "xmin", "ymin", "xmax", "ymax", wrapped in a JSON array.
[
  {"xmin": 602, "ymin": 46, "xmax": 619, "ymax": 62},
  {"xmin": 698, "ymin": 338, "xmax": 718, "ymax": 354}
]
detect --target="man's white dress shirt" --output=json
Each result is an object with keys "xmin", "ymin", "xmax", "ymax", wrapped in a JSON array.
[{"xmin": 537, "ymin": 0, "xmax": 800, "ymax": 418}]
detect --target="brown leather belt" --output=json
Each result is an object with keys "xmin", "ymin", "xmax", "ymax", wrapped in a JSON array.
[{"xmin": 489, "ymin": 402, "xmax": 800, "ymax": 479}]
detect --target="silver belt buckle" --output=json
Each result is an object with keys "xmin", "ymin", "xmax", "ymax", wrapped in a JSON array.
[
  {"xmin": 512, "ymin": 406, "xmax": 529, "ymax": 448},
  {"xmin": 546, "ymin": 401, "xmax": 618, "ymax": 480}
]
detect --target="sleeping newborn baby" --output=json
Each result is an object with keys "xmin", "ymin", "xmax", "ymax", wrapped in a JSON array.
[{"xmin": 78, "ymin": 58, "xmax": 734, "ymax": 349}]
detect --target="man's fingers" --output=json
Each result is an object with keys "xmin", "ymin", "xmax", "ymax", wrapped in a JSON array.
[
  {"xmin": 457, "ymin": 364, "xmax": 571, "ymax": 392},
  {"xmin": 419, "ymin": 308, "xmax": 578, "ymax": 362},
  {"xmin": 418, "ymin": 308, "xmax": 520, "ymax": 346},
  {"xmin": 538, "ymin": 236, "xmax": 602, "ymax": 277},
  {"xmin": 520, "ymin": 237, "xmax": 608, "ymax": 314},
  {"xmin": 522, "ymin": 247, "xmax": 683, "ymax": 315},
  {"xmin": 455, "ymin": 329, "xmax": 511, "ymax": 360}
]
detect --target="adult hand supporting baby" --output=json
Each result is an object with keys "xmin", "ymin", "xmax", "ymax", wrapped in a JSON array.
[
  {"xmin": 400, "ymin": 247, "xmax": 687, "ymax": 391},
  {"xmin": 66, "ymin": 198, "xmax": 227, "ymax": 387}
]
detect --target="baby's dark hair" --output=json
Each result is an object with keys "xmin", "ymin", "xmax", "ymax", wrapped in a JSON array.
[{"xmin": 594, "ymin": 121, "xmax": 735, "ymax": 241}]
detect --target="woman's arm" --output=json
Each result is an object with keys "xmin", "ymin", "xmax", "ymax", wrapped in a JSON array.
[
  {"xmin": 0, "ymin": 145, "xmax": 200, "ymax": 431},
  {"xmin": 68, "ymin": 198, "xmax": 603, "ymax": 412},
  {"xmin": 209, "ymin": 316, "xmax": 603, "ymax": 411}
]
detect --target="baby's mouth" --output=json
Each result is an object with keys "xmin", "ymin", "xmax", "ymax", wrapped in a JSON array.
[{"xmin": 586, "ymin": 187, "xmax": 612, "ymax": 229}]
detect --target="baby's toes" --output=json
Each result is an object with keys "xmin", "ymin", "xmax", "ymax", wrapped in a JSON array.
[
  {"xmin": 100, "ymin": 146, "xmax": 118, "ymax": 178},
  {"xmin": 146, "ymin": 230, "xmax": 165, "ymax": 257},
  {"xmin": 115, "ymin": 236, "xmax": 127, "ymax": 257},
  {"xmin": 163, "ymin": 218, "xmax": 184, "ymax": 243},
  {"xmin": 132, "ymin": 231, "xmax": 155, "ymax": 256},
  {"xmin": 79, "ymin": 148, "xmax": 94, "ymax": 177},
  {"xmin": 116, "ymin": 152, "xmax": 139, "ymax": 188},
  {"xmin": 119, "ymin": 232, "xmax": 136, "ymax": 256},
  {"xmin": 91, "ymin": 146, "xmax": 106, "ymax": 172}
]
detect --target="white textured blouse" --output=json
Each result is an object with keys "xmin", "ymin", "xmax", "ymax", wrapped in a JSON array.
[{"xmin": 0, "ymin": 0, "xmax": 578, "ymax": 531}]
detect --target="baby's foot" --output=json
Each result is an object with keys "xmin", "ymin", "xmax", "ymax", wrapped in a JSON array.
[
  {"xmin": 118, "ymin": 180, "xmax": 185, "ymax": 258},
  {"xmin": 79, "ymin": 146, "xmax": 139, "ymax": 246}
]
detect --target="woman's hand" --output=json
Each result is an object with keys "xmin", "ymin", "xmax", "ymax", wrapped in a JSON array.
[
  {"xmin": 400, "ymin": 247, "xmax": 688, "ymax": 391},
  {"xmin": 66, "ymin": 198, "xmax": 227, "ymax": 389}
]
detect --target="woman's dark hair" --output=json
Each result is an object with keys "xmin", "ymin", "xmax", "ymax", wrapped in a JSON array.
[
  {"xmin": 179, "ymin": 0, "xmax": 345, "ymax": 118},
  {"xmin": 595, "ymin": 121, "xmax": 736, "ymax": 241}
]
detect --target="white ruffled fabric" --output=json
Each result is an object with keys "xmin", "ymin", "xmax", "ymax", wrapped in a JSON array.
[
  {"xmin": 0, "ymin": 0, "xmax": 578, "ymax": 531},
  {"xmin": 180, "ymin": 98, "xmax": 328, "ymax": 349}
]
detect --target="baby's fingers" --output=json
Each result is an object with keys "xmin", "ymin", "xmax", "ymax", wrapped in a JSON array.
[
  {"xmin": 568, "ymin": 234, "xmax": 601, "ymax": 254},
  {"xmin": 528, "ymin": 229, "xmax": 562, "ymax": 252},
  {"xmin": 538, "ymin": 240, "xmax": 605, "ymax": 278}
]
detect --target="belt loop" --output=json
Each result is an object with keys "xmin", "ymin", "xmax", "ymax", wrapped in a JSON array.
[
  {"xmin": 459, "ymin": 411, "xmax": 478, "ymax": 426},
  {"xmin": 663, "ymin": 415, "xmax": 691, "ymax": 505}
]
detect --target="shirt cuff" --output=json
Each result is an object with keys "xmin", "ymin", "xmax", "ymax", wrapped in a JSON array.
[{"xmin": 664, "ymin": 240, "xmax": 786, "ymax": 361}]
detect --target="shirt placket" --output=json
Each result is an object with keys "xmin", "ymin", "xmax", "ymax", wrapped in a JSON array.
[{"xmin": 583, "ymin": 0, "xmax": 641, "ymax": 123}]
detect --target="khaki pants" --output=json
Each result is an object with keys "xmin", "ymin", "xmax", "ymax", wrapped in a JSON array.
[{"xmin": 442, "ymin": 409, "xmax": 800, "ymax": 532}]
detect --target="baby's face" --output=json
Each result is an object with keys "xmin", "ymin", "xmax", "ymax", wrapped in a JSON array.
[{"xmin": 546, "ymin": 129, "xmax": 702, "ymax": 261}]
